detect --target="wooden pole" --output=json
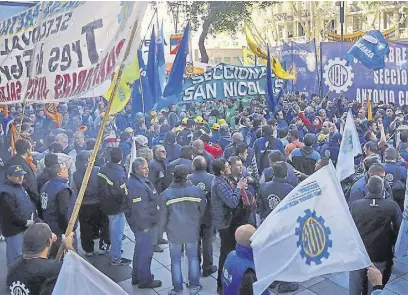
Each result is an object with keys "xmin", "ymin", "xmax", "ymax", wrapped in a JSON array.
[{"xmin": 56, "ymin": 16, "xmax": 141, "ymax": 260}]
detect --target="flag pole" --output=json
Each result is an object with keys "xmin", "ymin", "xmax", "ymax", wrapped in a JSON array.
[{"xmin": 56, "ymin": 16, "xmax": 141, "ymax": 261}]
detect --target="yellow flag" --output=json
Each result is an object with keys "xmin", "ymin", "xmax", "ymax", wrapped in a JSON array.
[
  {"xmin": 244, "ymin": 23, "xmax": 295, "ymax": 80},
  {"xmin": 367, "ymin": 97, "xmax": 372, "ymax": 121},
  {"xmin": 242, "ymin": 48, "xmax": 256, "ymax": 66},
  {"xmin": 104, "ymin": 57, "xmax": 140, "ymax": 115}
]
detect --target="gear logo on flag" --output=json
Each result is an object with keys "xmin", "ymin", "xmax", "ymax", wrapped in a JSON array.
[
  {"xmin": 323, "ymin": 57, "xmax": 354, "ymax": 94},
  {"xmin": 295, "ymin": 209, "xmax": 332, "ymax": 265}
]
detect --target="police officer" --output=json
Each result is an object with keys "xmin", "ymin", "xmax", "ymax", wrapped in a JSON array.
[
  {"xmin": 258, "ymin": 162, "xmax": 295, "ymax": 223},
  {"xmin": 161, "ymin": 164, "xmax": 206, "ymax": 295},
  {"xmin": 97, "ymin": 147, "xmax": 131, "ymax": 266},
  {"xmin": 149, "ymin": 145, "xmax": 168, "ymax": 252},
  {"xmin": 222, "ymin": 224, "xmax": 270, "ymax": 295},
  {"xmin": 40, "ymin": 162, "xmax": 76, "ymax": 258},
  {"xmin": 187, "ymin": 155, "xmax": 217, "ymax": 277},
  {"xmin": 124, "ymin": 158, "xmax": 162, "ymax": 289},
  {"xmin": 0, "ymin": 165, "xmax": 35, "ymax": 266},
  {"xmin": 73, "ymin": 150, "xmax": 109, "ymax": 256},
  {"xmin": 383, "ymin": 147, "xmax": 407, "ymax": 211}
]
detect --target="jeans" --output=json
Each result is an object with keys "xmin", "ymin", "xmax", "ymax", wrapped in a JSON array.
[
  {"xmin": 108, "ymin": 213, "xmax": 125, "ymax": 262},
  {"xmin": 217, "ymin": 226, "xmax": 237, "ymax": 288},
  {"xmin": 349, "ymin": 261, "xmax": 386, "ymax": 295},
  {"xmin": 198, "ymin": 224, "xmax": 214, "ymax": 271},
  {"xmin": 5, "ymin": 231, "xmax": 24, "ymax": 266},
  {"xmin": 132, "ymin": 228, "xmax": 154, "ymax": 285},
  {"xmin": 79, "ymin": 203, "xmax": 110, "ymax": 252},
  {"xmin": 169, "ymin": 242, "xmax": 200, "ymax": 294}
]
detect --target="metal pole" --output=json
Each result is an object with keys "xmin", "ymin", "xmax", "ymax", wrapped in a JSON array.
[
  {"xmin": 340, "ymin": 1, "xmax": 345, "ymax": 42},
  {"xmin": 56, "ymin": 15, "xmax": 142, "ymax": 261}
]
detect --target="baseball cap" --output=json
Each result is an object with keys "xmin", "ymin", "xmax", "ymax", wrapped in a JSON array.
[
  {"xmin": 134, "ymin": 135, "xmax": 148, "ymax": 147},
  {"xmin": 7, "ymin": 165, "xmax": 26, "ymax": 177},
  {"xmin": 23, "ymin": 223, "xmax": 53, "ymax": 256}
]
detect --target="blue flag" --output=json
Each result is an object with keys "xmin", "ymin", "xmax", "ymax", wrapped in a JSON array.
[
  {"xmin": 266, "ymin": 47, "xmax": 277, "ymax": 113},
  {"xmin": 132, "ymin": 50, "xmax": 154, "ymax": 116},
  {"xmin": 157, "ymin": 20, "xmax": 166, "ymax": 93},
  {"xmin": 162, "ymin": 23, "xmax": 190, "ymax": 97},
  {"xmin": 346, "ymin": 30, "xmax": 390, "ymax": 70},
  {"xmin": 146, "ymin": 27, "xmax": 162, "ymax": 104}
]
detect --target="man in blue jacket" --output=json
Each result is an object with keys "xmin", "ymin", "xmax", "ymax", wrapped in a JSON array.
[
  {"xmin": 0, "ymin": 165, "xmax": 35, "ymax": 266},
  {"xmin": 259, "ymin": 151, "xmax": 299, "ymax": 188},
  {"xmin": 97, "ymin": 147, "xmax": 131, "ymax": 266},
  {"xmin": 162, "ymin": 164, "xmax": 206, "ymax": 295},
  {"xmin": 222, "ymin": 224, "xmax": 270, "ymax": 295},
  {"xmin": 124, "ymin": 157, "xmax": 162, "ymax": 289}
]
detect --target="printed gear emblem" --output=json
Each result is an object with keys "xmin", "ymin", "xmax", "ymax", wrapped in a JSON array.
[
  {"xmin": 10, "ymin": 281, "xmax": 30, "ymax": 295},
  {"xmin": 323, "ymin": 57, "xmax": 354, "ymax": 94},
  {"xmin": 295, "ymin": 209, "xmax": 332, "ymax": 265}
]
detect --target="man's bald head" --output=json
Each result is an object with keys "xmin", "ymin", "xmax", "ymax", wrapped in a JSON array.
[
  {"xmin": 192, "ymin": 155, "xmax": 207, "ymax": 171},
  {"xmin": 232, "ymin": 132, "xmax": 244, "ymax": 145},
  {"xmin": 235, "ymin": 224, "xmax": 256, "ymax": 247}
]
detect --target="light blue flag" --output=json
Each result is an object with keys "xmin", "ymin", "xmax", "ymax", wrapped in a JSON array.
[
  {"xmin": 132, "ymin": 50, "xmax": 154, "ymax": 116},
  {"xmin": 157, "ymin": 20, "xmax": 166, "ymax": 93},
  {"xmin": 395, "ymin": 170, "xmax": 408, "ymax": 258}
]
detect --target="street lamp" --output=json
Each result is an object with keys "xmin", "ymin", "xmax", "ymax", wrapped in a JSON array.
[{"xmin": 336, "ymin": 1, "xmax": 345, "ymax": 42}]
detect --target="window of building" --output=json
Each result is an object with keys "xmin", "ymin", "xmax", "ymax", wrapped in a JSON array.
[
  {"xmin": 383, "ymin": 11, "xmax": 394, "ymax": 29},
  {"xmin": 224, "ymin": 57, "xmax": 231, "ymax": 63},
  {"xmin": 287, "ymin": 23, "xmax": 294, "ymax": 38},
  {"xmin": 353, "ymin": 16, "xmax": 363, "ymax": 32},
  {"xmin": 297, "ymin": 22, "xmax": 305, "ymax": 36},
  {"xmin": 214, "ymin": 57, "xmax": 221, "ymax": 64},
  {"xmin": 233, "ymin": 57, "xmax": 241, "ymax": 65},
  {"xmin": 278, "ymin": 25, "xmax": 284, "ymax": 39}
]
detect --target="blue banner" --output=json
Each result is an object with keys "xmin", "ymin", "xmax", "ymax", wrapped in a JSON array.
[
  {"xmin": 321, "ymin": 41, "xmax": 408, "ymax": 106},
  {"xmin": 271, "ymin": 39, "xmax": 319, "ymax": 99},
  {"xmin": 154, "ymin": 64, "xmax": 283, "ymax": 110}
]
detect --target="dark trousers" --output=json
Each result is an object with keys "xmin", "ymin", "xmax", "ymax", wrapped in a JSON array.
[
  {"xmin": 217, "ymin": 226, "xmax": 237, "ymax": 288},
  {"xmin": 79, "ymin": 203, "xmax": 110, "ymax": 252},
  {"xmin": 132, "ymin": 227, "xmax": 155, "ymax": 285},
  {"xmin": 198, "ymin": 224, "xmax": 214, "ymax": 271}
]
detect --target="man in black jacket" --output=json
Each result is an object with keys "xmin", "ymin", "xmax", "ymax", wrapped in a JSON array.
[
  {"xmin": 125, "ymin": 157, "xmax": 162, "ymax": 289},
  {"xmin": 5, "ymin": 139, "xmax": 38, "ymax": 208},
  {"xmin": 149, "ymin": 145, "xmax": 169, "ymax": 252},
  {"xmin": 97, "ymin": 147, "xmax": 131, "ymax": 266},
  {"xmin": 350, "ymin": 176, "xmax": 402, "ymax": 295},
  {"xmin": 0, "ymin": 165, "xmax": 35, "ymax": 266}
]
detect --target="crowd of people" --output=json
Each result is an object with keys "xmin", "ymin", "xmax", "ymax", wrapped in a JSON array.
[{"xmin": 0, "ymin": 91, "xmax": 405, "ymax": 295}]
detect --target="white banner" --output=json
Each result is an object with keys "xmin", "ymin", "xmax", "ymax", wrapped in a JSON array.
[{"xmin": 0, "ymin": 1, "xmax": 147, "ymax": 104}]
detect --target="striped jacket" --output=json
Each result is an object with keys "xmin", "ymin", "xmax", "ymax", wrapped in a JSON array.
[{"xmin": 161, "ymin": 181, "xmax": 206, "ymax": 244}]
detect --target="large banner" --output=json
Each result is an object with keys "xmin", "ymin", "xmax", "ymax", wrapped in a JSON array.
[
  {"xmin": 270, "ymin": 39, "xmax": 319, "ymax": 99},
  {"xmin": 0, "ymin": 2, "xmax": 147, "ymax": 104},
  {"xmin": 321, "ymin": 41, "xmax": 408, "ymax": 106},
  {"xmin": 182, "ymin": 63, "xmax": 283, "ymax": 103}
]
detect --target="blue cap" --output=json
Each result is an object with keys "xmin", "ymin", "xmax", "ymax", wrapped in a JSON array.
[{"xmin": 7, "ymin": 165, "xmax": 27, "ymax": 177}]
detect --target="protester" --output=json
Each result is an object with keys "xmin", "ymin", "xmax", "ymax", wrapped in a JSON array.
[
  {"xmin": 222, "ymin": 224, "xmax": 270, "ymax": 295},
  {"xmin": 40, "ymin": 162, "xmax": 77, "ymax": 258},
  {"xmin": 97, "ymin": 147, "xmax": 131, "ymax": 266},
  {"xmin": 7, "ymin": 224, "xmax": 75, "ymax": 295},
  {"xmin": 0, "ymin": 165, "xmax": 36, "ymax": 266},
  {"xmin": 350, "ymin": 176, "xmax": 402, "ymax": 295},
  {"xmin": 161, "ymin": 164, "xmax": 206, "ymax": 295},
  {"xmin": 125, "ymin": 158, "xmax": 162, "ymax": 289}
]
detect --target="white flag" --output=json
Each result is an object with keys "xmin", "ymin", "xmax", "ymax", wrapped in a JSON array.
[
  {"xmin": 52, "ymin": 251, "xmax": 128, "ymax": 295},
  {"xmin": 128, "ymin": 137, "xmax": 137, "ymax": 177},
  {"xmin": 336, "ymin": 110, "xmax": 362, "ymax": 181},
  {"xmin": 251, "ymin": 163, "xmax": 370, "ymax": 295},
  {"xmin": 395, "ymin": 170, "xmax": 408, "ymax": 258}
]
